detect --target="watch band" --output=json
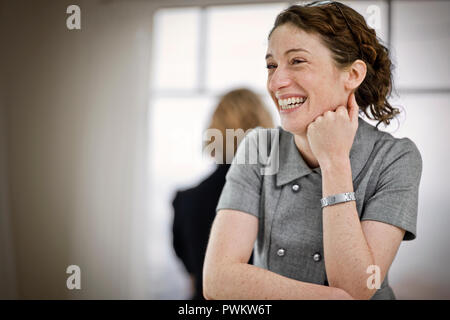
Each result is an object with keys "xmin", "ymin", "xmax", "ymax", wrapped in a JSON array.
[{"xmin": 320, "ymin": 192, "xmax": 356, "ymax": 208}]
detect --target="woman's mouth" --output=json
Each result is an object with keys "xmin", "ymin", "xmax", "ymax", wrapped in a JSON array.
[{"xmin": 277, "ymin": 96, "xmax": 307, "ymax": 113}]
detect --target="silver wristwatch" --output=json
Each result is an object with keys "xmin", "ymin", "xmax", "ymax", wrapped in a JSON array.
[{"xmin": 320, "ymin": 192, "xmax": 356, "ymax": 208}]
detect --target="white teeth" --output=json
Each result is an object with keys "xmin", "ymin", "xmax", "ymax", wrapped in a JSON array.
[
  {"xmin": 277, "ymin": 97, "xmax": 307, "ymax": 109},
  {"xmin": 281, "ymin": 103, "xmax": 300, "ymax": 110}
]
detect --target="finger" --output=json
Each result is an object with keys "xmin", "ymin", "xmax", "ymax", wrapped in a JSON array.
[
  {"xmin": 336, "ymin": 106, "xmax": 348, "ymax": 117},
  {"xmin": 313, "ymin": 115, "xmax": 323, "ymax": 122}
]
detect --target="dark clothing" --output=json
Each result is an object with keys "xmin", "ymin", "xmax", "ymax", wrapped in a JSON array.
[{"xmin": 172, "ymin": 164, "xmax": 231, "ymax": 300}]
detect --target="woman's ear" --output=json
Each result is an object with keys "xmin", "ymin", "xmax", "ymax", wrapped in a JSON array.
[{"xmin": 344, "ymin": 59, "xmax": 367, "ymax": 91}]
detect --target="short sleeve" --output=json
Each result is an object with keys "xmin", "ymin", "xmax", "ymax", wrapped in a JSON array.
[
  {"xmin": 215, "ymin": 128, "xmax": 265, "ymax": 218},
  {"xmin": 361, "ymin": 138, "xmax": 423, "ymax": 240}
]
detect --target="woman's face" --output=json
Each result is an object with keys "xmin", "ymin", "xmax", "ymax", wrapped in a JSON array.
[{"xmin": 266, "ymin": 23, "xmax": 349, "ymax": 135}]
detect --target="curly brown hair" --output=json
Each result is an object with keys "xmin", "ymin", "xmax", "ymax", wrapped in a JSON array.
[{"xmin": 269, "ymin": 1, "xmax": 399, "ymax": 127}]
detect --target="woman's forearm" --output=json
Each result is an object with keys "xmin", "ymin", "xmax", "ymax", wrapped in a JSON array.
[
  {"xmin": 203, "ymin": 262, "xmax": 353, "ymax": 300},
  {"xmin": 321, "ymin": 157, "xmax": 376, "ymax": 300}
]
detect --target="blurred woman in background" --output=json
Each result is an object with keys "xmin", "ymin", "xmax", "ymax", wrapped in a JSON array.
[{"xmin": 172, "ymin": 88, "xmax": 274, "ymax": 300}]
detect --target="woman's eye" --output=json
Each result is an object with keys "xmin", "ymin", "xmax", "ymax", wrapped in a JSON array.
[
  {"xmin": 291, "ymin": 59, "xmax": 305, "ymax": 65},
  {"xmin": 266, "ymin": 64, "xmax": 277, "ymax": 70}
]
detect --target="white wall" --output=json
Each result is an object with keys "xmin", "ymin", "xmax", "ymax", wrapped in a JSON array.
[
  {"xmin": 1, "ymin": 0, "xmax": 155, "ymax": 299},
  {"xmin": 0, "ymin": 60, "xmax": 18, "ymax": 300}
]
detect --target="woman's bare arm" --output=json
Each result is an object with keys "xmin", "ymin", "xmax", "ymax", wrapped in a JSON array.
[
  {"xmin": 203, "ymin": 209, "xmax": 353, "ymax": 300},
  {"xmin": 321, "ymin": 159, "xmax": 405, "ymax": 300}
]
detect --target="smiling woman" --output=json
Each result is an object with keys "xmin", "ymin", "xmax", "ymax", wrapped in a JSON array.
[{"xmin": 203, "ymin": 1, "xmax": 422, "ymax": 300}]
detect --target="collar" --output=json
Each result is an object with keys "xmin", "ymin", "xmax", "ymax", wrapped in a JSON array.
[{"xmin": 275, "ymin": 117, "xmax": 379, "ymax": 187}]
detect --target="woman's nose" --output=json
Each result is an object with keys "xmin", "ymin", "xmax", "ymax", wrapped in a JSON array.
[{"xmin": 268, "ymin": 67, "xmax": 292, "ymax": 92}]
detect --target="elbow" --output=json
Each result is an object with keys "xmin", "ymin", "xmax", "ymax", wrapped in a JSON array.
[
  {"xmin": 202, "ymin": 271, "xmax": 214, "ymax": 300},
  {"xmin": 203, "ymin": 288, "xmax": 213, "ymax": 300},
  {"xmin": 351, "ymin": 273, "xmax": 384, "ymax": 300},
  {"xmin": 203, "ymin": 260, "xmax": 239, "ymax": 300},
  {"xmin": 202, "ymin": 263, "xmax": 224, "ymax": 300},
  {"xmin": 202, "ymin": 274, "xmax": 215, "ymax": 300},
  {"xmin": 203, "ymin": 273, "xmax": 227, "ymax": 300},
  {"xmin": 332, "ymin": 286, "xmax": 372, "ymax": 300},
  {"xmin": 340, "ymin": 284, "xmax": 377, "ymax": 300},
  {"xmin": 352, "ymin": 291, "xmax": 374, "ymax": 300},
  {"xmin": 328, "ymin": 279, "xmax": 375, "ymax": 300},
  {"xmin": 353, "ymin": 288, "xmax": 378, "ymax": 300}
]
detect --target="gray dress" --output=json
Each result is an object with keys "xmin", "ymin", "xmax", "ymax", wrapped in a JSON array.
[{"xmin": 216, "ymin": 117, "xmax": 422, "ymax": 300}]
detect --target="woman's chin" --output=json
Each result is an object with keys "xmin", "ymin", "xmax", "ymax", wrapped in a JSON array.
[{"xmin": 280, "ymin": 118, "xmax": 307, "ymax": 135}]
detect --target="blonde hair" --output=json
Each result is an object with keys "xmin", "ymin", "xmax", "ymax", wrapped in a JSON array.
[{"xmin": 206, "ymin": 88, "xmax": 274, "ymax": 162}]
